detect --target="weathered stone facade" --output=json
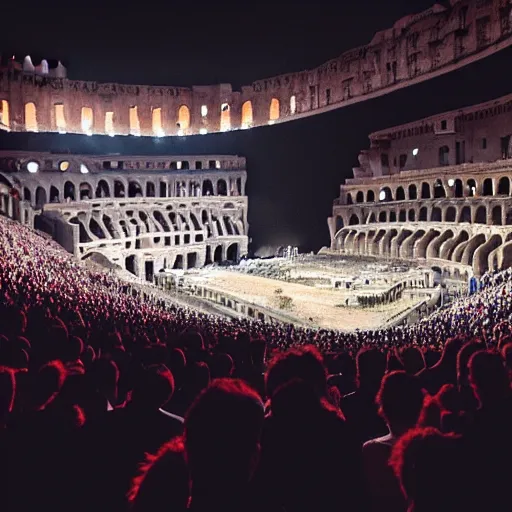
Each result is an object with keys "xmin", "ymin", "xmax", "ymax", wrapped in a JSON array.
[
  {"xmin": 1, "ymin": 0, "xmax": 511, "ymax": 136},
  {"xmin": 329, "ymin": 93, "xmax": 512, "ymax": 278},
  {"xmin": 0, "ymin": 152, "xmax": 248, "ymax": 280}
]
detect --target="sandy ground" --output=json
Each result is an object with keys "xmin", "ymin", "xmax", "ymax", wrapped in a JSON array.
[{"xmin": 202, "ymin": 270, "xmax": 419, "ymax": 331}]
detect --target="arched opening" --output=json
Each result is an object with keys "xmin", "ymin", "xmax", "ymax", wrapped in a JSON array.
[
  {"xmin": 54, "ymin": 103, "xmax": 66, "ymax": 132},
  {"xmin": 408, "ymin": 209, "xmax": 415, "ymax": 221},
  {"xmin": 349, "ymin": 214, "xmax": 359, "ymax": 225},
  {"xmin": 128, "ymin": 181, "xmax": 143, "ymax": 198},
  {"xmin": 399, "ymin": 210, "xmax": 406, "ymax": 222},
  {"xmin": 492, "ymin": 205, "xmax": 502, "ymax": 225},
  {"xmin": 220, "ymin": 103, "xmax": 230, "ymax": 132},
  {"xmin": 408, "ymin": 184, "xmax": 417, "ymax": 200},
  {"xmin": 506, "ymin": 209, "xmax": 512, "ymax": 225},
  {"xmin": 335, "ymin": 216, "xmax": 344, "ymax": 232},
  {"xmin": 187, "ymin": 253, "xmax": 198, "ymax": 269},
  {"xmin": 96, "ymin": 180, "xmax": 110, "ymax": 200},
  {"xmin": 177, "ymin": 105, "xmax": 190, "ymax": 132},
  {"xmin": 396, "ymin": 187, "xmax": 405, "ymax": 201},
  {"xmin": 114, "ymin": 180, "xmax": 125, "ymax": 198},
  {"xmin": 445, "ymin": 206, "xmax": 456, "ymax": 222},
  {"xmin": 173, "ymin": 255, "xmax": 184, "ymax": 270},
  {"xmin": 389, "ymin": 211, "xmax": 397, "ymax": 222},
  {"xmin": 217, "ymin": 179, "xmax": 227, "ymax": 196},
  {"xmin": 378, "ymin": 211, "xmax": 387, "ymax": 222},
  {"xmin": 49, "ymin": 186, "xmax": 60, "ymax": 203},
  {"xmin": 105, "ymin": 112, "xmax": 115, "ymax": 135},
  {"xmin": 81, "ymin": 106, "xmax": 93, "ymax": 134},
  {"xmin": 269, "ymin": 98, "xmax": 280, "ymax": 121},
  {"xmin": 0, "ymin": 100, "xmax": 10, "ymax": 128},
  {"xmin": 205, "ymin": 246, "xmax": 213, "ymax": 265},
  {"xmin": 367, "ymin": 190, "xmax": 375, "ymax": 202},
  {"xmin": 431, "ymin": 207, "xmax": 442, "ymax": 222},
  {"xmin": 438, "ymin": 145, "xmax": 450, "ymax": 166},
  {"xmin": 23, "ymin": 187, "xmax": 31, "ymax": 202},
  {"xmin": 454, "ymin": 179, "xmax": 463, "ymax": 198},
  {"xmin": 125, "ymin": 256, "xmax": 136, "ymax": 276},
  {"xmin": 129, "ymin": 106, "xmax": 141, "ymax": 135},
  {"xmin": 203, "ymin": 180, "xmax": 214, "ymax": 196},
  {"xmin": 498, "ymin": 177, "xmax": 510, "ymax": 195},
  {"xmin": 35, "ymin": 186, "xmax": 47, "ymax": 208},
  {"xmin": 152, "ymin": 107, "xmax": 163, "ymax": 136},
  {"xmin": 89, "ymin": 218, "xmax": 105, "ymax": 238},
  {"xmin": 145, "ymin": 182, "xmax": 155, "ymax": 197},
  {"xmin": 241, "ymin": 101, "xmax": 253, "ymax": 128},
  {"xmin": 64, "ymin": 181, "xmax": 75, "ymax": 201},
  {"xmin": 367, "ymin": 213, "xmax": 376, "ymax": 224},
  {"xmin": 433, "ymin": 179, "xmax": 446, "ymax": 198},
  {"xmin": 460, "ymin": 206, "xmax": 471, "ymax": 223},
  {"xmin": 214, "ymin": 246, "xmax": 222, "ymax": 263},
  {"xmin": 421, "ymin": 182, "xmax": 431, "ymax": 199},
  {"xmin": 79, "ymin": 183, "xmax": 93, "ymax": 200},
  {"xmin": 380, "ymin": 187, "xmax": 393, "ymax": 202},
  {"xmin": 356, "ymin": 191, "xmax": 364, "ymax": 203},
  {"xmin": 25, "ymin": 102, "xmax": 38, "ymax": 131},
  {"xmin": 227, "ymin": 243, "xmax": 239, "ymax": 262},
  {"xmin": 475, "ymin": 205, "xmax": 487, "ymax": 224},
  {"xmin": 419, "ymin": 207, "xmax": 428, "ymax": 221},
  {"xmin": 467, "ymin": 179, "xmax": 477, "ymax": 197},
  {"xmin": 346, "ymin": 193, "xmax": 353, "ymax": 205},
  {"xmin": 482, "ymin": 178, "xmax": 493, "ymax": 196}
]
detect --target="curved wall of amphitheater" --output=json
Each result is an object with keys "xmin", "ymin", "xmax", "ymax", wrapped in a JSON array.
[
  {"xmin": 329, "ymin": 91, "xmax": 512, "ymax": 277},
  {"xmin": 0, "ymin": 152, "xmax": 248, "ymax": 280},
  {"xmin": 1, "ymin": 0, "xmax": 512, "ymax": 137}
]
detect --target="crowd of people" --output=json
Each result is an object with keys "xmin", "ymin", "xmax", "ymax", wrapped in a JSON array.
[{"xmin": 1, "ymin": 214, "xmax": 512, "ymax": 511}]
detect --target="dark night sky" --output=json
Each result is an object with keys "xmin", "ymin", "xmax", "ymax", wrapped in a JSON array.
[{"xmin": 1, "ymin": 1, "xmax": 511, "ymax": 253}]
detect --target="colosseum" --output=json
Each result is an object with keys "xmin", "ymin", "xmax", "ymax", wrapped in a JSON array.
[
  {"xmin": 329, "ymin": 92, "xmax": 512, "ymax": 279},
  {"xmin": 0, "ymin": 152, "xmax": 248, "ymax": 280},
  {"xmin": 1, "ymin": 0, "xmax": 511, "ymax": 137}
]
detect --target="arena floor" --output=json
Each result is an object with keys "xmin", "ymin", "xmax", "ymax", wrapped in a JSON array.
[{"xmin": 189, "ymin": 269, "xmax": 421, "ymax": 331}]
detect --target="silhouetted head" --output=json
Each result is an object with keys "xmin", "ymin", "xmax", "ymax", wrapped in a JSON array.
[
  {"xmin": 131, "ymin": 364, "xmax": 175, "ymax": 410},
  {"xmin": 32, "ymin": 360, "xmax": 66, "ymax": 410},
  {"xmin": 469, "ymin": 351, "xmax": 511, "ymax": 406},
  {"xmin": 210, "ymin": 352, "xmax": 234, "ymax": 379},
  {"xmin": 400, "ymin": 347, "xmax": 426, "ymax": 375},
  {"xmin": 457, "ymin": 342, "xmax": 484, "ymax": 388},
  {"xmin": 356, "ymin": 348, "xmax": 387, "ymax": 391},
  {"xmin": 377, "ymin": 371, "xmax": 424, "ymax": 434},
  {"xmin": 184, "ymin": 379, "xmax": 264, "ymax": 489},
  {"xmin": 249, "ymin": 338, "xmax": 267, "ymax": 367}
]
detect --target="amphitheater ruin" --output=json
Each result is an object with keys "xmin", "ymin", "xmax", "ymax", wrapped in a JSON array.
[
  {"xmin": 1, "ymin": 0, "xmax": 511, "ymax": 137},
  {"xmin": 0, "ymin": 152, "xmax": 248, "ymax": 281},
  {"xmin": 329, "ymin": 92, "xmax": 512, "ymax": 279}
]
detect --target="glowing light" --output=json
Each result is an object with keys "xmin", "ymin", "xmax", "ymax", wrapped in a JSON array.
[
  {"xmin": 201, "ymin": 105, "xmax": 208, "ymax": 117},
  {"xmin": 448, "ymin": 179, "xmax": 455, "ymax": 187},
  {"xmin": 27, "ymin": 161, "xmax": 39, "ymax": 173},
  {"xmin": 177, "ymin": 129, "xmax": 184, "ymax": 136},
  {"xmin": 215, "ymin": 160, "xmax": 221, "ymax": 169},
  {"xmin": 58, "ymin": 130, "xmax": 67, "ymax": 135},
  {"xmin": 199, "ymin": 128, "xmax": 207, "ymax": 135},
  {"xmin": 241, "ymin": 124, "xmax": 249, "ymax": 129},
  {"xmin": 81, "ymin": 107, "xmax": 93, "ymax": 133},
  {"xmin": 412, "ymin": 148, "xmax": 419, "ymax": 156},
  {"xmin": 80, "ymin": 164, "xmax": 89, "ymax": 174},
  {"xmin": 268, "ymin": 120, "xmax": 275, "ymax": 125},
  {"xmin": 290, "ymin": 95, "xmax": 297, "ymax": 115},
  {"xmin": 59, "ymin": 161, "xmax": 69, "ymax": 171},
  {"xmin": 220, "ymin": 103, "xmax": 231, "ymax": 132},
  {"xmin": 177, "ymin": 161, "xmax": 182, "ymax": 170},
  {"xmin": 379, "ymin": 190, "xmax": 386, "ymax": 201}
]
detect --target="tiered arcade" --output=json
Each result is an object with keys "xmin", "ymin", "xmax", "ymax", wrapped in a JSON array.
[
  {"xmin": 329, "ymin": 92, "xmax": 512, "ymax": 278},
  {"xmin": 1, "ymin": 0, "xmax": 511, "ymax": 136},
  {"xmin": 0, "ymin": 152, "xmax": 248, "ymax": 280}
]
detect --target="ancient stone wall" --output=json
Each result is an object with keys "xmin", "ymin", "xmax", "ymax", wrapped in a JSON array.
[{"xmin": 1, "ymin": 0, "xmax": 511, "ymax": 136}]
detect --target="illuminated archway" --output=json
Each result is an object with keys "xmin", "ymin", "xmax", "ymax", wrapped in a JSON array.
[
  {"xmin": 220, "ymin": 103, "xmax": 231, "ymax": 132},
  {"xmin": 105, "ymin": 112, "xmax": 115, "ymax": 135},
  {"xmin": 81, "ymin": 107, "xmax": 93, "ymax": 134},
  {"xmin": 177, "ymin": 105, "xmax": 190, "ymax": 133},
  {"xmin": 290, "ymin": 95, "xmax": 296, "ymax": 115},
  {"xmin": 129, "ymin": 106, "xmax": 141, "ymax": 135},
  {"xmin": 1, "ymin": 100, "xmax": 10, "ymax": 128},
  {"xmin": 25, "ymin": 102, "xmax": 38, "ymax": 132},
  {"xmin": 54, "ymin": 104, "xmax": 66, "ymax": 132},
  {"xmin": 269, "ymin": 98, "xmax": 280, "ymax": 121},
  {"xmin": 152, "ymin": 107, "xmax": 163, "ymax": 136},
  {"xmin": 241, "ymin": 101, "xmax": 253, "ymax": 128}
]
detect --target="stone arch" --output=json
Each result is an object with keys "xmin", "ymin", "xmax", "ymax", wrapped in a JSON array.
[
  {"xmin": 408, "ymin": 184, "xmax": 417, "ymax": 200},
  {"xmin": 335, "ymin": 215, "xmax": 344, "ymax": 232},
  {"xmin": 415, "ymin": 230, "xmax": 440, "ymax": 259},
  {"xmin": 389, "ymin": 211, "xmax": 397, "ymax": 222},
  {"xmin": 1, "ymin": 100, "xmax": 10, "ymax": 128},
  {"xmin": 445, "ymin": 206, "xmax": 456, "ymax": 222},
  {"xmin": 220, "ymin": 103, "xmax": 231, "ymax": 131},
  {"xmin": 114, "ymin": 180, "xmax": 125, "ymax": 198},
  {"xmin": 354, "ymin": 232, "xmax": 366, "ymax": 255},
  {"xmin": 35, "ymin": 186, "xmax": 47, "ymax": 207},
  {"xmin": 482, "ymin": 178, "xmax": 494, "ymax": 196},
  {"xmin": 370, "ymin": 229, "xmax": 386, "ymax": 255},
  {"xmin": 49, "ymin": 185, "xmax": 60, "ymax": 203},
  {"xmin": 356, "ymin": 191, "xmax": 364, "ymax": 203},
  {"xmin": 81, "ymin": 106, "xmax": 93, "ymax": 134},
  {"xmin": 128, "ymin": 181, "xmax": 143, "ymax": 198},
  {"xmin": 408, "ymin": 209, "xmax": 416, "ymax": 221},
  {"xmin": 396, "ymin": 186, "xmax": 405, "ymax": 201},
  {"xmin": 492, "ymin": 205, "xmax": 503, "ymax": 225},
  {"xmin": 402, "ymin": 229, "xmax": 425, "ymax": 259},
  {"xmin": 439, "ymin": 145, "xmax": 450, "ymax": 166},
  {"xmin": 380, "ymin": 186, "xmax": 393, "ymax": 202},
  {"xmin": 441, "ymin": 230, "xmax": 469, "ymax": 260},
  {"xmin": 419, "ymin": 207, "xmax": 428, "ymax": 221},
  {"xmin": 23, "ymin": 187, "xmax": 31, "ymax": 202},
  {"xmin": 458, "ymin": 206, "xmax": 471, "ymax": 223},
  {"xmin": 177, "ymin": 105, "xmax": 190, "ymax": 132},
  {"xmin": 474, "ymin": 234, "xmax": 503, "ymax": 276},
  {"xmin": 421, "ymin": 182, "xmax": 431, "ymax": 199},
  {"xmin": 474, "ymin": 205, "xmax": 487, "ymax": 224},
  {"xmin": 349, "ymin": 213, "xmax": 360, "ymax": 225},
  {"xmin": 380, "ymin": 229, "xmax": 399, "ymax": 256},
  {"xmin": 241, "ymin": 101, "xmax": 253, "ymax": 128},
  {"xmin": 399, "ymin": 210, "xmax": 406, "ymax": 222},
  {"xmin": 129, "ymin": 106, "xmax": 141, "ymax": 135},
  {"xmin": 366, "ymin": 212, "xmax": 376, "ymax": 224},
  {"xmin": 146, "ymin": 182, "xmax": 156, "ymax": 197},
  {"xmin": 227, "ymin": 243, "xmax": 239, "ymax": 262},
  {"xmin": 64, "ymin": 181, "xmax": 76, "ymax": 201},
  {"xmin": 25, "ymin": 102, "xmax": 38, "ymax": 131},
  {"xmin": 269, "ymin": 98, "xmax": 280, "ymax": 121},
  {"xmin": 506, "ymin": 208, "xmax": 512, "ymax": 225},
  {"xmin": 433, "ymin": 179, "xmax": 446, "ymax": 198},
  {"xmin": 346, "ymin": 193, "xmax": 353, "ymax": 205},
  {"xmin": 366, "ymin": 190, "xmax": 375, "ymax": 202},
  {"xmin": 203, "ymin": 179, "xmax": 214, "ymax": 196},
  {"xmin": 461, "ymin": 234, "xmax": 487, "ymax": 267},
  {"xmin": 454, "ymin": 179, "xmax": 464, "ymax": 198},
  {"xmin": 378, "ymin": 211, "xmax": 387, "ymax": 222},
  {"xmin": 391, "ymin": 229, "xmax": 412, "ymax": 258},
  {"xmin": 427, "ymin": 230, "xmax": 454, "ymax": 259},
  {"xmin": 467, "ymin": 179, "xmax": 477, "ymax": 197},
  {"xmin": 152, "ymin": 107, "xmax": 163, "ymax": 136},
  {"xmin": 217, "ymin": 179, "xmax": 228, "ymax": 196},
  {"xmin": 79, "ymin": 182, "xmax": 93, "ymax": 200},
  {"xmin": 96, "ymin": 180, "xmax": 110, "ymax": 198},
  {"xmin": 498, "ymin": 176, "xmax": 510, "ymax": 195},
  {"xmin": 431, "ymin": 207, "xmax": 442, "ymax": 222},
  {"xmin": 214, "ymin": 246, "xmax": 223, "ymax": 263}
]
